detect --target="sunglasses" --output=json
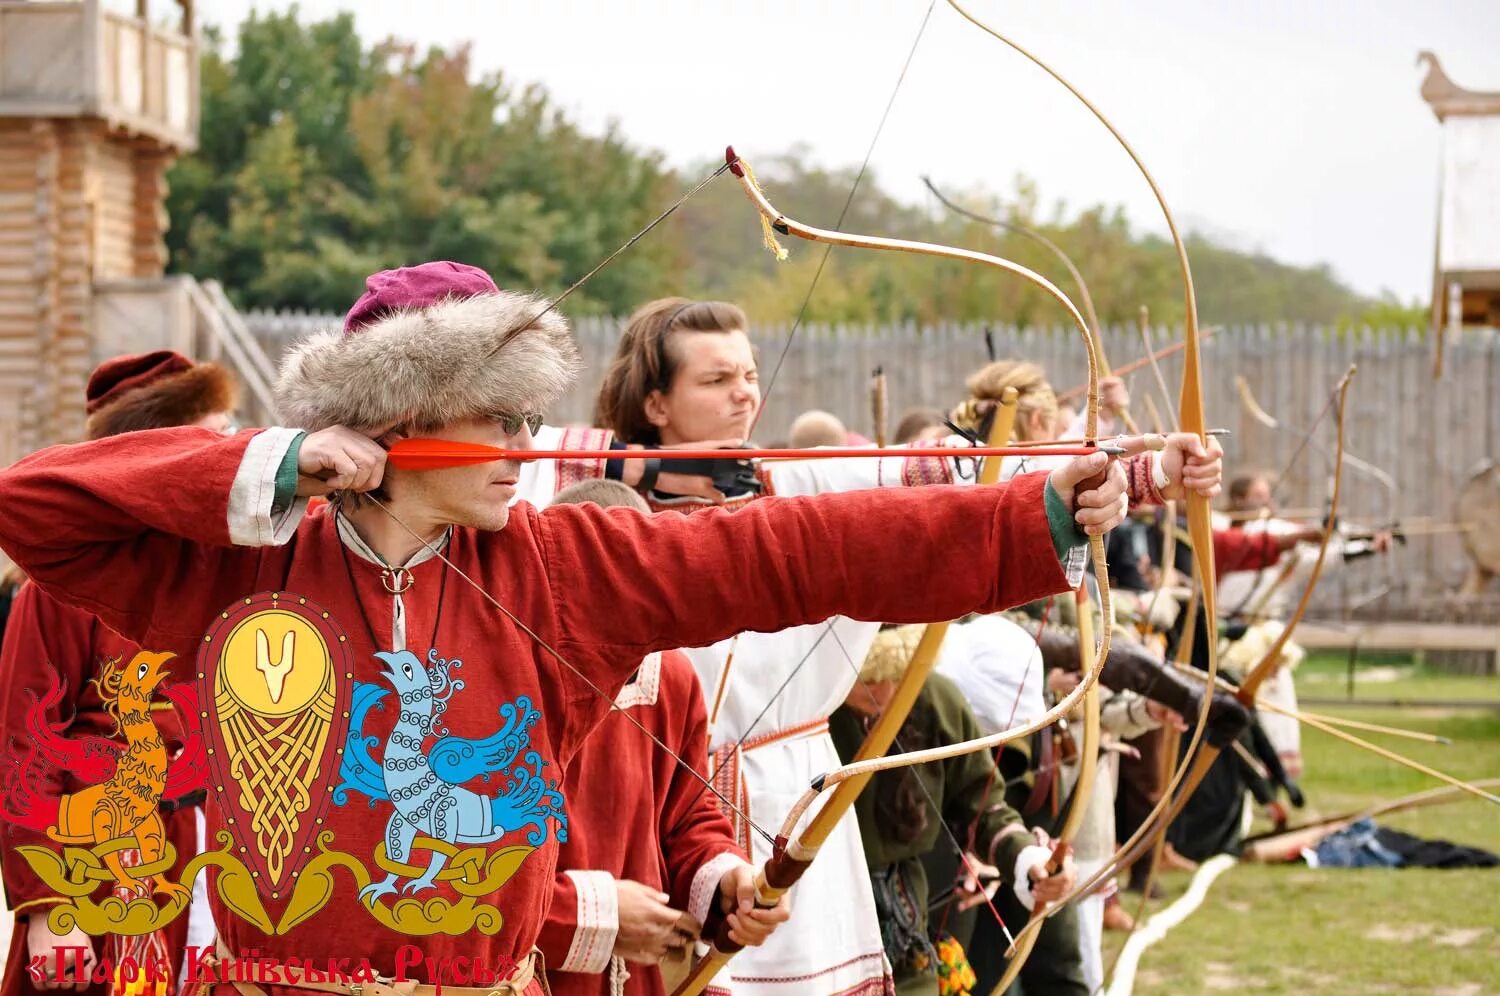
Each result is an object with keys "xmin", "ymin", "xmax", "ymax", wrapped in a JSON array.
[{"xmin": 491, "ymin": 412, "xmax": 545, "ymax": 436}]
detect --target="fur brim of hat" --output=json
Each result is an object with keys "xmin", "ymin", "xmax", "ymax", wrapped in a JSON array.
[
  {"xmin": 274, "ymin": 291, "xmax": 581, "ymax": 431},
  {"xmin": 861, "ymin": 624, "xmax": 925, "ymax": 683},
  {"xmin": 86, "ymin": 363, "xmax": 239, "ymax": 439}
]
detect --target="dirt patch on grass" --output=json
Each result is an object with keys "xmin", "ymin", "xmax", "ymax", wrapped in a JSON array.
[
  {"xmin": 1434, "ymin": 927, "xmax": 1486, "ymax": 947},
  {"xmin": 1136, "ymin": 968, "xmax": 1165, "ymax": 990},
  {"xmin": 1366, "ymin": 922, "xmax": 1429, "ymax": 943},
  {"xmin": 1202, "ymin": 962, "xmax": 1241, "ymax": 990}
]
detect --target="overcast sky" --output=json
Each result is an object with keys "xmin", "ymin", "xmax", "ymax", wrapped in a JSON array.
[{"xmin": 188, "ymin": 0, "xmax": 1500, "ymax": 302}]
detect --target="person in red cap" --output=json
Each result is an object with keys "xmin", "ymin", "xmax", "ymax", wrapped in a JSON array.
[
  {"xmin": 0, "ymin": 261, "xmax": 1135, "ymax": 996},
  {"xmin": 82, "ymin": 351, "xmax": 238, "ymax": 439},
  {"xmin": 0, "ymin": 352, "xmax": 237, "ymax": 996}
]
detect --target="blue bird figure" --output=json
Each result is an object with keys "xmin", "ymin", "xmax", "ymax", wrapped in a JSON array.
[{"xmin": 333, "ymin": 649, "xmax": 568, "ymax": 905}]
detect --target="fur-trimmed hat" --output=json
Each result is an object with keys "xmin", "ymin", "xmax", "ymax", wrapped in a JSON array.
[
  {"xmin": 85, "ymin": 350, "xmax": 239, "ymax": 440},
  {"xmin": 273, "ymin": 261, "xmax": 581, "ymax": 432},
  {"xmin": 861, "ymin": 624, "xmax": 925, "ymax": 683}
]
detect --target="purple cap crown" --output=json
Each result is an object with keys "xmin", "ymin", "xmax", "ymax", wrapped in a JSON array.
[{"xmin": 343, "ymin": 261, "xmax": 500, "ymax": 334}]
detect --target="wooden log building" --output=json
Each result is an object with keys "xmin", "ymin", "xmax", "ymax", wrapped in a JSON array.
[
  {"xmin": 1420, "ymin": 51, "xmax": 1500, "ymax": 376},
  {"xmin": 0, "ymin": 0, "xmax": 197, "ymax": 465}
]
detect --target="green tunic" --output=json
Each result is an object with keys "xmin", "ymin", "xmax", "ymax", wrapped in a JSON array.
[{"xmin": 830, "ymin": 673, "xmax": 1030, "ymax": 996}]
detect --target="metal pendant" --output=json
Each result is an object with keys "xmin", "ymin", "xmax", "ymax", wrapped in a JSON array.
[{"xmin": 381, "ymin": 567, "xmax": 414, "ymax": 595}]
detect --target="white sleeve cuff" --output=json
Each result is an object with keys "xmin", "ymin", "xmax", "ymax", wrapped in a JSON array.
[
  {"xmin": 1012, "ymin": 844, "xmax": 1053, "ymax": 912},
  {"xmin": 228, "ymin": 427, "xmax": 309, "ymax": 546},
  {"xmin": 559, "ymin": 870, "xmax": 619, "ymax": 974},
  {"xmin": 688, "ymin": 851, "xmax": 751, "ymax": 927},
  {"xmin": 1061, "ymin": 544, "xmax": 1088, "ymax": 589}
]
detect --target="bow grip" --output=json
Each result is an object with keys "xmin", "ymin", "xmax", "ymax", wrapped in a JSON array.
[
  {"xmin": 1069, "ymin": 460, "xmax": 1114, "ymax": 519},
  {"xmin": 663, "ymin": 454, "xmax": 763, "ymax": 498},
  {"xmin": 698, "ymin": 901, "xmax": 740, "ymax": 956},
  {"xmin": 699, "ymin": 853, "xmax": 800, "ymax": 954},
  {"xmin": 698, "ymin": 882, "xmax": 783, "ymax": 956}
]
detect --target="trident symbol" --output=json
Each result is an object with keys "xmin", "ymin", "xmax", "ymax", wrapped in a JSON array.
[{"xmin": 255, "ymin": 630, "xmax": 297, "ymax": 703}]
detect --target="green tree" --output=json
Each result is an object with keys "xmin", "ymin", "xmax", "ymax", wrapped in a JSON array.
[
  {"xmin": 673, "ymin": 160, "xmax": 1383, "ymax": 329},
  {"xmin": 167, "ymin": 10, "xmax": 678, "ymax": 315},
  {"xmin": 170, "ymin": 9, "xmax": 1406, "ymax": 330}
]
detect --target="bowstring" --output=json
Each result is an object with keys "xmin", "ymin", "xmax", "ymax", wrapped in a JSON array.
[
  {"xmin": 687, "ymin": 0, "xmax": 939, "ymax": 812},
  {"xmin": 729, "ymin": 625, "xmax": 838, "ymax": 749},
  {"xmin": 748, "ymin": 0, "xmax": 938, "ymax": 434},
  {"xmin": 936, "ymin": 596, "xmax": 1053, "ymax": 940},
  {"xmin": 484, "ymin": 160, "xmax": 735, "ymax": 360},
  {"xmin": 375, "ymin": 0, "xmax": 938, "ymax": 874},
  {"xmin": 363, "ymin": 493, "xmax": 779, "ymax": 848},
  {"xmin": 409, "ymin": 160, "xmax": 748, "ymax": 838},
  {"xmin": 1226, "ymin": 379, "xmax": 1346, "ymax": 623},
  {"xmin": 666, "ymin": 624, "xmax": 844, "ymax": 820}
]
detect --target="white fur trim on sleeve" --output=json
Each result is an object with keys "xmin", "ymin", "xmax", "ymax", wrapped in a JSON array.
[
  {"xmin": 688, "ymin": 852, "xmax": 751, "ymax": 927},
  {"xmin": 228, "ymin": 428, "xmax": 309, "ymax": 546},
  {"xmin": 1012, "ymin": 844, "xmax": 1054, "ymax": 912},
  {"xmin": 559, "ymin": 870, "xmax": 619, "ymax": 974}
]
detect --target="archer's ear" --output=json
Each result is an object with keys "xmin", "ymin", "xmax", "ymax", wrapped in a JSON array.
[
  {"xmin": 374, "ymin": 424, "xmax": 410, "ymax": 450},
  {"xmin": 643, "ymin": 390, "xmax": 671, "ymax": 429},
  {"xmin": 1025, "ymin": 409, "xmax": 1051, "ymax": 439}
]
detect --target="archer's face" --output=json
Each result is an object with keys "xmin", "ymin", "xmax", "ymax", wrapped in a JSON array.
[
  {"xmin": 645, "ymin": 330, "xmax": 759, "ymax": 446},
  {"xmin": 1021, "ymin": 407, "xmax": 1055, "ymax": 443},
  {"xmin": 195, "ymin": 410, "xmax": 235, "ymax": 435},
  {"xmin": 387, "ymin": 416, "xmax": 532, "ymax": 532},
  {"xmin": 913, "ymin": 424, "xmax": 947, "ymax": 443},
  {"xmin": 844, "ymin": 679, "xmax": 899, "ymax": 719},
  {"xmin": 1245, "ymin": 477, "xmax": 1273, "ymax": 511}
]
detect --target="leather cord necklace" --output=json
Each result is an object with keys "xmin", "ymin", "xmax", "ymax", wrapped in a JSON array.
[{"xmin": 336, "ymin": 519, "xmax": 452, "ymax": 655}]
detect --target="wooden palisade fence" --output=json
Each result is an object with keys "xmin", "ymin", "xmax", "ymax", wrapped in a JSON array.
[{"xmin": 245, "ymin": 314, "xmax": 1500, "ymax": 622}]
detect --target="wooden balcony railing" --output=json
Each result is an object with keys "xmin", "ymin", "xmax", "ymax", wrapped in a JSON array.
[{"xmin": 0, "ymin": 0, "xmax": 198, "ymax": 149}]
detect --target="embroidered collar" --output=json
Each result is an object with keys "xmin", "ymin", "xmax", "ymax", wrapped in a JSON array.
[{"xmin": 335, "ymin": 511, "xmax": 451, "ymax": 570}]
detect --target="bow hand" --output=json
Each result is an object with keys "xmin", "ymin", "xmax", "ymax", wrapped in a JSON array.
[
  {"xmin": 620, "ymin": 438, "xmax": 747, "ymax": 503},
  {"xmin": 1049, "ymin": 451, "xmax": 1129, "ymax": 536},
  {"xmin": 1013, "ymin": 837, "xmax": 1075, "ymax": 910},
  {"xmin": 717, "ymin": 864, "xmax": 790, "ymax": 948},
  {"xmin": 1159, "ymin": 432, "xmax": 1224, "ymax": 501}
]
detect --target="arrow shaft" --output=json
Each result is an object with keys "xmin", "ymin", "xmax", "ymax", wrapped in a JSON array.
[
  {"xmin": 389, "ymin": 444, "xmax": 1117, "ymax": 467},
  {"xmin": 517, "ymin": 445, "xmax": 1105, "ymax": 460}
]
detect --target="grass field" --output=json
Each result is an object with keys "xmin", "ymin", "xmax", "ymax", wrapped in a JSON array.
[{"xmin": 1105, "ymin": 657, "xmax": 1500, "ymax": 995}]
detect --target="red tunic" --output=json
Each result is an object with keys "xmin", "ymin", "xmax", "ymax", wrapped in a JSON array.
[
  {"xmin": 1213, "ymin": 527, "xmax": 1286, "ymax": 578},
  {"xmin": 538, "ymin": 651, "xmax": 740, "ymax": 996},
  {"xmin": 0, "ymin": 583, "xmax": 198, "ymax": 996},
  {"xmin": 0, "ymin": 428, "xmax": 1071, "ymax": 994}
]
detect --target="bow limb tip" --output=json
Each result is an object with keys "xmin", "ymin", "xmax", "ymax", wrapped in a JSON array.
[{"xmin": 725, "ymin": 145, "xmax": 744, "ymax": 176}]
